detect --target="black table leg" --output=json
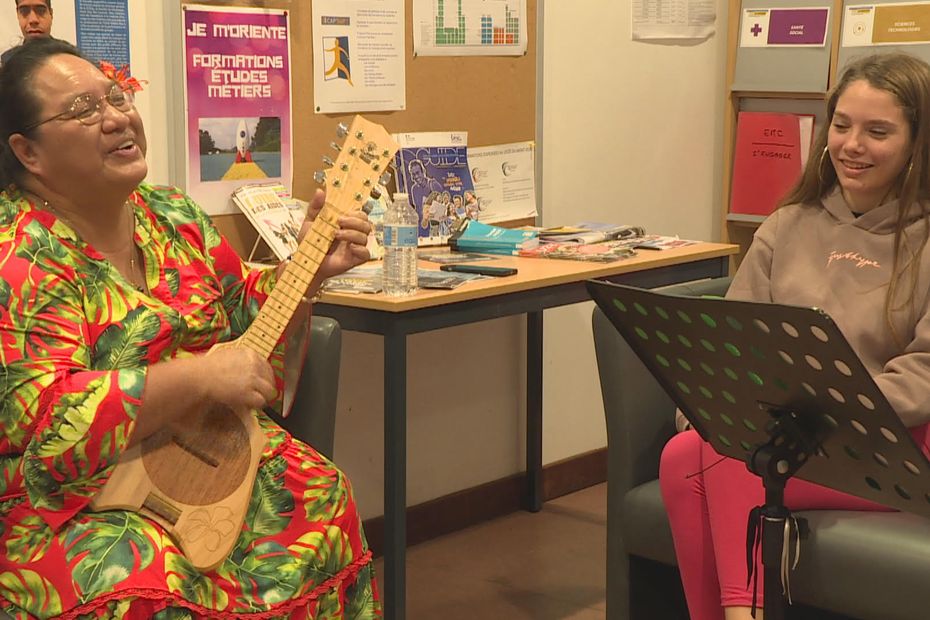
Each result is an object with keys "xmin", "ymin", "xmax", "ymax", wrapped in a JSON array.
[
  {"xmin": 383, "ymin": 328, "xmax": 406, "ymax": 620},
  {"xmin": 526, "ymin": 311, "xmax": 543, "ymax": 512}
]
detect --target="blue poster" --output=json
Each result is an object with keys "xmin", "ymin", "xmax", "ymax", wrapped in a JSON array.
[{"xmin": 75, "ymin": 0, "xmax": 130, "ymax": 69}]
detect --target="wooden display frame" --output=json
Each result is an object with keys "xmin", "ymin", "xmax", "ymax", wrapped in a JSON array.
[{"xmin": 721, "ymin": 0, "xmax": 844, "ymax": 270}]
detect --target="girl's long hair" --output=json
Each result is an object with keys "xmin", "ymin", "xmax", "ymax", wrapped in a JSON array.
[{"xmin": 779, "ymin": 53, "xmax": 930, "ymax": 339}]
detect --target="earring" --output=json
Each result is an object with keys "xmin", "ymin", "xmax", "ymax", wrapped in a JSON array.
[
  {"xmin": 901, "ymin": 160, "xmax": 915, "ymax": 189},
  {"xmin": 816, "ymin": 146, "xmax": 830, "ymax": 185}
]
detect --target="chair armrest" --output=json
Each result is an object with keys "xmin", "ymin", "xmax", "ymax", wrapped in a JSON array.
[{"xmin": 271, "ymin": 316, "xmax": 342, "ymax": 459}]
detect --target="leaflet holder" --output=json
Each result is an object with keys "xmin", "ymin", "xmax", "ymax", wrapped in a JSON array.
[{"xmin": 586, "ymin": 280, "xmax": 930, "ymax": 620}]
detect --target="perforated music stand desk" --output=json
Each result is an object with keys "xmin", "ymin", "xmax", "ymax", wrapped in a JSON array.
[{"xmin": 587, "ymin": 280, "xmax": 930, "ymax": 620}]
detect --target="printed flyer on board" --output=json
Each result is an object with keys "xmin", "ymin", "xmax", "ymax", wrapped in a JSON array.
[{"xmin": 182, "ymin": 4, "xmax": 293, "ymax": 215}]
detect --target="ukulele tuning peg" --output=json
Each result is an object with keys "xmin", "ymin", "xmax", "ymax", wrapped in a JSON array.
[
  {"xmin": 332, "ymin": 178, "xmax": 342, "ymax": 188},
  {"xmin": 330, "ymin": 141, "xmax": 342, "ymax": 152},
  {"xmin": 379, "ymin": 172, "xmax": 392, "ymax": 186},
  {"xmin": 362, "ymin": 202, "xmax": 374, "ymax": 215},
  {"xmin": 354, "ymin": 192, "xmax": 364, "ymax": 201},
  {"xmin": 370, "ymin": 186, "xmax": 382, "ymax": 200},
  {"xmin": 340, "ymin": 162, "xmax": 350, "ymax": 172},
  {"xmin": 336, "ymin": 123, "xmax": 348, "ymax": 138},
  {"xmin": 313, "ymin": 171, "xmax": 327, "ymax": 184},
  {"xmin": 322, "ymin": 156, "xmax": 335, "ymax": 169},
  {"xmin": 355, "ymin": 130, "xmax": 365, "ymax": 140}
]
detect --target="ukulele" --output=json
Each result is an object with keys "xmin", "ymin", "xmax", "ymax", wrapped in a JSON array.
[{"xmin": 90, "ymin": 115, "xmax": 399, "ymax": 572}]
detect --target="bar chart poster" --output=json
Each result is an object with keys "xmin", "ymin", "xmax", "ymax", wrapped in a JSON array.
[{"xmin": 412, "ymin": 0, "xmax": 527, "ymax": 56}]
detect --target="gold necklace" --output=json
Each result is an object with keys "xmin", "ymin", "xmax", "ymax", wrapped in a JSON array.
[{"xmin": 29, "ymin": 192, "xmax": 147, "ymax": 293}]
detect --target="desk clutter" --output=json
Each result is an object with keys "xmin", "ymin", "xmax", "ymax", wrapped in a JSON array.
[
  {"xmin": 322, "ymin": 264, "xmax": 485, "ymax": 294},
  {"xmin": 234, "ymin": 116, "xmax": 697, "ymax": 298}
]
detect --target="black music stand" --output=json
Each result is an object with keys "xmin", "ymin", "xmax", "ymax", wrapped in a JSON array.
[{"xmin": 586, "ymin": 280, "xmax": 930, "ymax": 620}]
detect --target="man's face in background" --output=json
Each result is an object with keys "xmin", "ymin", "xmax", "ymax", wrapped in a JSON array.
[{"xmin": 16, "ymin": 1, "xmax": 53, "ymax": 39}]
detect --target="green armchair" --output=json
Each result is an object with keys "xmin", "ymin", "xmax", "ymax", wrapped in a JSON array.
[{"xmin": 269, "ymin": 315, "xmax": 342, "ymax": 459}]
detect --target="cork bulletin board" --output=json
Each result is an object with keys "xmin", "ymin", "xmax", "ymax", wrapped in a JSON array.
[{"xmin": 177, "ymin": 0, "xmax": 538, "ymax": 257}]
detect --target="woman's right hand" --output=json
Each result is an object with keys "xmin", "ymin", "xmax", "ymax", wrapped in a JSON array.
[{"xmin": 200, "ymin": 345, "xmax": 276, "ymax": 411}]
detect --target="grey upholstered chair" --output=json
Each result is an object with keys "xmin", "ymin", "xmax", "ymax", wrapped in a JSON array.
[
  {"xmin": 592, "ymin": 278, "xmax": 930, "ymax": 620},
  {"xmin": 269, "ymin": 315, "xmax": 342, "ymax": 459}
]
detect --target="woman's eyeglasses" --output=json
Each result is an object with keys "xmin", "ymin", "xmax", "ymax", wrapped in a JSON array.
[{"xmin": 23, "ymin": 83, "xmax": 135, "ymax": 132}]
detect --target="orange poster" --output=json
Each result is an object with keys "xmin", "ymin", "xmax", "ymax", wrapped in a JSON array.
[{"xmin": 872, "ymin": 4, "xmax": 930, "ymax": 44}]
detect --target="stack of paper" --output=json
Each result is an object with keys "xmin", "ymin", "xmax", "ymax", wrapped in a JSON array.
[
  {"xmin": 448, "ymin": 220, "xmax": 539, "ymax": 256},
  {"xmin": 540, "ymin": 222, "xmax": 645, "ymax": 245}
]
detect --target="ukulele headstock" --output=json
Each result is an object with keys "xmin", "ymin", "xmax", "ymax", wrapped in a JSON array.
[{"xmin": 316, "ymin": 115, "xmax": 399, "ymax": 216}]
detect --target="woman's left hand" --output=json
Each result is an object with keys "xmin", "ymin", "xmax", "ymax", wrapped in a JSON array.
[{"xmin": 299, "ymin": 188, "xmax": 372, "ymax": 284}]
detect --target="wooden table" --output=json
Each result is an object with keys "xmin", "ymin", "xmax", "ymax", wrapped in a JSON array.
[{"xmin": 314, "ymin": 242, "xmax": 738, "ymax": 620}]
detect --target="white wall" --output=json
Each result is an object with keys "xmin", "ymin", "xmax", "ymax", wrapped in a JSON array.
[
  {"xmin": 124, "ymin": 0, "xmax": 727, "ymax": 519},
  {"xmin": 538, "ymin": 2, "xmax": 728, "ymax": 464}
]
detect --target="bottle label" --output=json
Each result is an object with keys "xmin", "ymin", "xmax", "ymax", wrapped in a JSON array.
[{"xmin": 383, "ymin": 225, "xmax": 418, "ymax": 248}]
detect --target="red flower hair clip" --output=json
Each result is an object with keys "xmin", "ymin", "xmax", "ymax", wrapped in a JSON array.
[{"xmin": 99, "ymin": 60, "xmax": 147, "ymax": 93}]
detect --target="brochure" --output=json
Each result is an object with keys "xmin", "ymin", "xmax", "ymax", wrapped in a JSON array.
[
  {"xmin": 542, "ymin": 222, "xmax": 645, "ymax": 245},
  {"xmin": 232, "ymin": 183, "xmax": 304, "ymax": 261},
  {"xmin": 467, "ymin": 141, "xmax": 538, "ymax": 223},
  {"xmin": 517, "ymin": 240, "xmax": 638, "ymax": 263},
  {"xmin": 448, "ymin": 219, "xmax": 539, "ymax": 255},
  {"xmin": 393, "ymin": 131, "xmax": 477, "ymax": 246}
]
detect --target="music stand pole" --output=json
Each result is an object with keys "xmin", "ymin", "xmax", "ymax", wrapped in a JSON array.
[{"xmin": 745, "ymin": 409, "xmax": 819, "ymax": 620}]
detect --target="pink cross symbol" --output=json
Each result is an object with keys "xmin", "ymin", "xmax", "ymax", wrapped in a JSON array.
[{"xmin": 751, "ymin": 23, "xmax": 763, "ymax": 36}]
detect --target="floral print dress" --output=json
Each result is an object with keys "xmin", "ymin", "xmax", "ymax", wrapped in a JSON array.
[{"xmin": 0, "ymin": 184, "xmax": 380, "ymax": 619}]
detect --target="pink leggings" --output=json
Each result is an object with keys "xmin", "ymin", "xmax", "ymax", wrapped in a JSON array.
[{"xmin": 658, "ymin": 428, "xmax": 929, "ymax": 620}]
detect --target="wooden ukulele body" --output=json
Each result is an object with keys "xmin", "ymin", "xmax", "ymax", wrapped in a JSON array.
[{"xmin": 90, "ymin": 347, "xmax": 266, "ymax": 572}]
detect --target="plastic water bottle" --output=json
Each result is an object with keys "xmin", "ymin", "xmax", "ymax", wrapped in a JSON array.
[{"xmin": 382, "ymin": 193, "xmax": 418, "ymax": 296}]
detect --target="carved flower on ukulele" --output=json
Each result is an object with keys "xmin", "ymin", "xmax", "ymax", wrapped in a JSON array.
[{"xmin": 181, "ymin": 506, "xmax": 237, "ymax": 552}]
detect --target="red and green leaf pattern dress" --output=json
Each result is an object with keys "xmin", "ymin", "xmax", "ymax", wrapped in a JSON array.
[{"xmin": 0, "ymin": 184, "xmax": 380, "ymax": 619}]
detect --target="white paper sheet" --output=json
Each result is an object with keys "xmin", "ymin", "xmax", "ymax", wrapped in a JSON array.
[
  {"xmin": 632, "ymin": 0, "xmax": 716, "ymax": 41},
  {"xmin": 412, "ymin": 0, "xmax": 528, "ymax": 56},
  {"xmin": 311, "ymin": 0, "xmax": 406, "ymax": 114},
  {"xmin": 468, "ymin": 142, "xmax": 537, "ymax": 223}
]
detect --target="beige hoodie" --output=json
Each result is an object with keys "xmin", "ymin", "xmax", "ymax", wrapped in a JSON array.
[{"xmin": 729, "ymin": 188, "xmax": 930, "ymax": 428}]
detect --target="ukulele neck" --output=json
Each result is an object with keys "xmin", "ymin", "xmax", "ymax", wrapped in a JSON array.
[{"xmin": 238, "ymin": 202, "xmax": 341, "ymax": 359}]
